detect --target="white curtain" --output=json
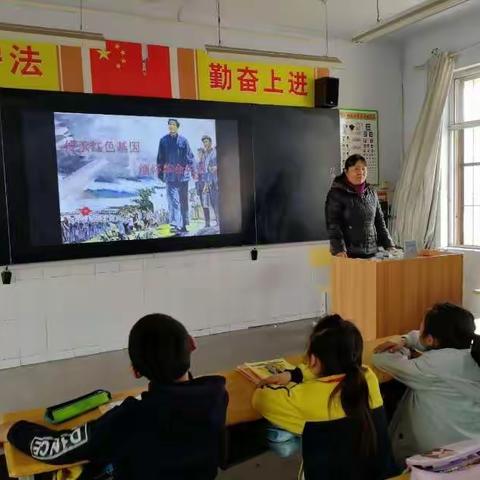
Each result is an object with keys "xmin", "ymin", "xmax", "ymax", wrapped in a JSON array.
[{"xmin": 391, "ymin": 51, "xmax": 454, "ymax": 248}]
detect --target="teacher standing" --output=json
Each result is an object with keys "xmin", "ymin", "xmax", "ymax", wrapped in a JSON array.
[{"xmin": 325, "ymin": 154, "xmax": 394, "ymax": 258}]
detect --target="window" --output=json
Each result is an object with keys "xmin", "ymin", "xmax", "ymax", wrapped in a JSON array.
[{"xmin": 450, "ymin": 68, "xmax": 480, "ymax": 247}]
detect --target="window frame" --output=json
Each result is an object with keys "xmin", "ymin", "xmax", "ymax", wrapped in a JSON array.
[{"xmin": 448, "ymin": 65, "xmax": 480, "ymax": 249}]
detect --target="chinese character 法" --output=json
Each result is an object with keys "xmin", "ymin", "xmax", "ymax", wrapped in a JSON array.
[{"xmin": 10, "ymin": 45, "xmax": 43, "ymax": 76}]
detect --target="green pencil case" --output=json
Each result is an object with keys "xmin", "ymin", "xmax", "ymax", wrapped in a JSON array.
[{"xmin": 44, "ymin": 389, "xmax": 112, "ymax": 424}]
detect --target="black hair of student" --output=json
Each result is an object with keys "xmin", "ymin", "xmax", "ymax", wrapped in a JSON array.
[
  {"xmin": 423, "ymin": 303, "xmax": 480, "ymax": 366},
  {"xmin": 311, "ymin": 314, "xmax": 344, "ymax": 337},
  {"xmin": 201, "ymin": 135, "xmax": 212, "ymax": 142},
  {"xmin": 307, "ymin": 314, "xmax": 345, "ymax": 353},
  {"xmin": 308, "ymin": 316, "xmax": 376, "ymax": 456},
  {"xmin": 128, "ymin": 314, "xmax": 191, "ymax": 384},
  {"xmin": 344, "ymin": 154, "xmax": 367, "ymax": 171},
  {"xmin": 168, "ymin": 118, "xmax": 180, "ymax": 127}
]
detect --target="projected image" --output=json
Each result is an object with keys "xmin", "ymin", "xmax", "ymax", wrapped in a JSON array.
[{"xmin": 55, "ymin": 113, "xmax": 220, "ymax": 243}]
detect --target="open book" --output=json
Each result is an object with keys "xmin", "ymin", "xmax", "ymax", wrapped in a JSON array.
[
  {"xmin": 407, "ymin": 440, "xmax": 480, "ymax": 479},
  {"xmin": 236, "ymin": 358, "xmax": 295, "ymax": 385}
]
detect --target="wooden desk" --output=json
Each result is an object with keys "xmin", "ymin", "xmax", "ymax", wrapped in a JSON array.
[
  {"xmin": 1, "ymin": 336, "xmax": 397, "ymax": 479},
  {"xmin": 332, "ymin": 253, "xmax": 463, "ymax": 340}
]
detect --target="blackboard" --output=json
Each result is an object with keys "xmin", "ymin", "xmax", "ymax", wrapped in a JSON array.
[
  {"xmin": 253, "ymin": 106, "xmax": 340, "ymax": 244},
  {"xmin": 0, "ymin": 89, "xmax": 340, "ymax": 263}
]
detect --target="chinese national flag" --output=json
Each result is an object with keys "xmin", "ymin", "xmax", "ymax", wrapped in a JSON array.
[{"xmin": 90, "ymin": 40, "xmax": 172, "ymax": 98}]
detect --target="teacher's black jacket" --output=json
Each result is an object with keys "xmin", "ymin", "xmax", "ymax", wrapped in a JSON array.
[
  {"xmin": 325, "ymin": 174, "xmax": 394, "ymax": 257},
  {"xmin": 8, "ymin": 375, "xmax": 228, "ymax": 480}
]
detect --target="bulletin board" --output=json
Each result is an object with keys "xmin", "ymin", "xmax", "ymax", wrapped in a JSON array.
[{"xmin": 339, "ymin": 109, "xmax": 379, "ymax": 185}]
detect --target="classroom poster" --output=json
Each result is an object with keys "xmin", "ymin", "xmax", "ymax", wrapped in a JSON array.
[{"xmin": 339, "ymin": 109, "xmax": 379, "ymax": 185}]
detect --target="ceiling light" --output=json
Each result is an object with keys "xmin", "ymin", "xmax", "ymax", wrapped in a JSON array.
[
  {"xmin": 205, "ymin": 0, "xmax": 342, "ymax": 67},
  {"xmin": 352, "ymin": 0, "xmax": 470, "ymax": 44},
  {"xmin": 204, "ymin": 45, "xmax": 342, "ymax": 67},
  {"xmin": 0, "ymin": 22, "xmax": 105, "ymax": 48}
]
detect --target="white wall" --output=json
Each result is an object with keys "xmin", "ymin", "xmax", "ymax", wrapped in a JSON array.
[
  {"xmin": 402, "ymin": 12, "xmax": 480, "ymax": 318},
  {"xmin": 0, "ymin": 2, "xmax": 403, "ymax": 368},
  {"xmin": 0, "ymin": 245, "xmax": 328, "ymax": 369}
]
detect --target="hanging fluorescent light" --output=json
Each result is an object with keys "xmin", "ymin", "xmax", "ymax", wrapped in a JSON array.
[
  {"xmin": 205, "ymin": 0, "xmax": 342, "ymax": 67},
  {"xmin": 204, "ymin": 45, "xmax": 342, "ymax": 66},
  {"xmin": 0, "ymin": 22, "xmax": 105, "ymax": 48},
  {"xmin": 352, "ymin": 0, "xmax": 471, "ymax": 44}
]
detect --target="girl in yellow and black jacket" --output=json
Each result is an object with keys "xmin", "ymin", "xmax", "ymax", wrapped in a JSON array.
[{"xmin": 252, "ymin": 315, "xmax": 383, "ymax": 458}]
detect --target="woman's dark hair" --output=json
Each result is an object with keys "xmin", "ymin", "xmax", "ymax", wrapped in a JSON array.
[
  {"xmin": 128, "ymin": 313, "xmax": 191, "ymax": 384},
  {"xmin": 344, "ymin": 154, "xmax": 367, "ymax": 171},
  {"xmin": 308, "ymin": 315, "xmax": 376, "ymax": 456},
  {"xmin": 422, "ymin": 303, "xmax": 480, "ymax": 366}
]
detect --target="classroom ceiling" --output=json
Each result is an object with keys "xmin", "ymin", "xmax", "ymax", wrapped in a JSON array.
[{"xmin": 7, "ymin": 0, "xmax": 476, "ymax": 41}]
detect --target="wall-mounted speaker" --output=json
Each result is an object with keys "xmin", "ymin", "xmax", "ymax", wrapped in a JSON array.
[{"xmin": 314, "ymin": 77, "xmax": 339, "ymax": 108}]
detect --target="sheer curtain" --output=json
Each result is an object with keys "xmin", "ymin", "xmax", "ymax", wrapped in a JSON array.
[{"xmin": 391, "ymin": 51, "xmax": 454, "ymax": 248}]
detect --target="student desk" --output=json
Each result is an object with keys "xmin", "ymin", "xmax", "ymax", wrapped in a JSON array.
[{"xmin": 1, "ymin": 336, "xmax": 397, "ymax": 480}]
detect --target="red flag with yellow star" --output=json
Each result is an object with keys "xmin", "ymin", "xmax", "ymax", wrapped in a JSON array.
[{"xmin": 90, "ymin": 40, "xmax": 172, "ymax": 98}]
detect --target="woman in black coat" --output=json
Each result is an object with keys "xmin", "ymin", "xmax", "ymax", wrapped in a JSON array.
[{"xmin": 325, "ymin": 154, "xmax": 394, "ymax": 259}]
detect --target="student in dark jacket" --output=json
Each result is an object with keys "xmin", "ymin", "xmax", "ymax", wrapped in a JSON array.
[
  {"xmin": 325, "ymin": 154, "xmax": 394, "ymax": 258},
  {"xmin": 3, "ymin": 314, "xmax": 228, "ymax": 480}
]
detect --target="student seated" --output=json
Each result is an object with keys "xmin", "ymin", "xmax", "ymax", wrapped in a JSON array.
[
  {"xmin": 373, "ymin": 303, "xmax": 480, "ymax": 466},
  {"xmin": 1, "ymin": 314, "xmax": 228, "ymax": 480},
  {"xmin": 252, "ymin": 315, "xmax": 385, "ymax": 459}
]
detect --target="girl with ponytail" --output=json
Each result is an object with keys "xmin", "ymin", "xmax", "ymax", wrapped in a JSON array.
[
  {"xmin": 252, "ymin": 315, "xmax": 383, "ymax": 459},
  {"xmin": 308, "ymin": 321, "xmax": 377, "ymax": 455},
  {"xmin": 374, "ymin": 303, "xmax": 480, "ymax": 466}
]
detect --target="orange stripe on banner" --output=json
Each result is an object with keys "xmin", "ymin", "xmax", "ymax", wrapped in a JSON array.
[
  {"xmin": 56, "ymin": 46, "xmax": 62, "ymax": 90},
  {"xmin": 60, "ymin": 45, "xmax": 84, "ymax": 92},
  {"xmin": 177, "ymin": 48, "xmax": 197, "ymax": 99},
  {"xmin": 195, "ymin": 50, "xmax": 200, "ymax": 100},
  {"xmin": 315, "ymin": 67, "xmax": 330, "ymax": 79}
]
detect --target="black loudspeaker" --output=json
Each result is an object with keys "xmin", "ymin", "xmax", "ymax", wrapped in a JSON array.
[
  {"xmin": 314, "ymin": 77, "xmax": 339, "ymax": 108},
  {"xmin": 1, "ymin": 267, "xmax": 12, "ymax": 285}
]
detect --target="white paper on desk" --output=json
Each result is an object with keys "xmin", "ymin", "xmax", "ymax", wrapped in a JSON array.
[
  {"xmin": 411, "ymin": 465, "xmax": 480, "ymax": 479},
  {"xmin": 408, "ymin": 439, "xmax": 480, "ymax": 479},
  {"xmin": 99, "ymin": 394, "xmax": 142, "ymax": 414}
]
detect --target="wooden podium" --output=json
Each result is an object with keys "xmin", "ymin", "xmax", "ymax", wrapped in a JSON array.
[{"xmin": 331, "ymin": 253, "xmax": 463, "ymax": 341}]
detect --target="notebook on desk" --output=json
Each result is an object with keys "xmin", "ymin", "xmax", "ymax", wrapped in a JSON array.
[{"xmin": 236, "ymin": 358, "xmax": 295, "ymax": 385}]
